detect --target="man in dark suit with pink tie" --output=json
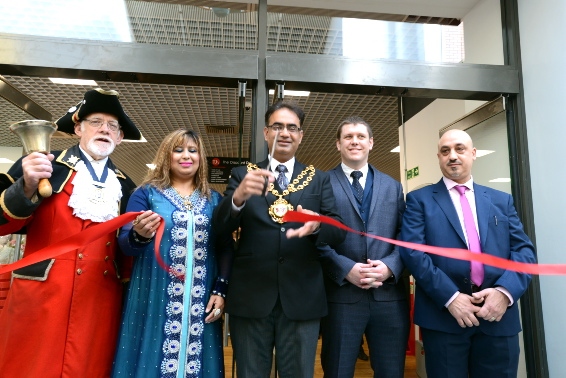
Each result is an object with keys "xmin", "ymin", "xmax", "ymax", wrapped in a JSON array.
[
  {"xmin": 320, "ymin": 116, "xmax": 409, "ymax": 378},
  {"xmin": 399, "ymin": 129, "xmax": 536, "ymax": 377}
]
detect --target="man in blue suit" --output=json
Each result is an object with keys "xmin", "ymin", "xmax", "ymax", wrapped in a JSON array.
[
  {"xmin": 320, "ymin": 117, "xmax": 409, "ymax": 378},
  {"xmin": 400, "ymin": 129, "xmax": 536, "ymax": 378}
]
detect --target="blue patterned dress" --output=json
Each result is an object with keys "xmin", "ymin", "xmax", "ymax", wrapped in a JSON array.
[{"xmin": 112, "ymin": 186, "xmax": 231, "ymax": 378}]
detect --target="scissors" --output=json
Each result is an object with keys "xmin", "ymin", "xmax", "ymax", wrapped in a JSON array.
[{"xmin": 263, "ymin": 129, "xmax": 279, "ymax": 196}]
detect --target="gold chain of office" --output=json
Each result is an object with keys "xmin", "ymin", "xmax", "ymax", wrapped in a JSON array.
[{"xmin": 247, "ymin": 163, "xmax": 316, "ymax": 223}]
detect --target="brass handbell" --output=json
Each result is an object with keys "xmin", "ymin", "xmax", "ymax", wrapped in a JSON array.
[{"xmin": 9, "ymin": 120, "xmax": 58, "ymax": 197}]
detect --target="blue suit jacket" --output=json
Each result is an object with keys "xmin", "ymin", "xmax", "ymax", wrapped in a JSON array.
[
  {"xmin": 399, "ymin": 179, "xmax": 536, "ymax": 336},
  {"xmin": 320, "ymin": 164, "xmax": 406, "ymax": 302}
]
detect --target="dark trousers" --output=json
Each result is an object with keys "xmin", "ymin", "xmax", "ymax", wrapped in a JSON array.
[
  {"xmin": 421, "ymin": 327, "xmax": 520, "ymax": 378},
  {"xmin": 230, "ymin": 298, "xmax": 320, "ymax": 378},
  {"xmin": 320, "ymin": 293, "xmax": 409, "ymax": 378}
]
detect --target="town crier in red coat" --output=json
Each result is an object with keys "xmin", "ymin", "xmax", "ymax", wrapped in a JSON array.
[{"xmin": 0, "ymin": 88, "xmax": 142, "ymax": 378}]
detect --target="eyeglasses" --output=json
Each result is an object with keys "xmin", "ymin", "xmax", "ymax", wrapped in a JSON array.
[
  {"xmin": 266, "ymin": 123, "xmax": 301, "ymax": 133},
  {"xmin": 83, "ymin": 118, "xmax": 120, "ymax": 132}
]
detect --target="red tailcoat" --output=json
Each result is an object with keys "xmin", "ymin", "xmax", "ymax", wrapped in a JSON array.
[{"xmin": 0, "ymin": 146, "xmax": 135, "ymax": 378}]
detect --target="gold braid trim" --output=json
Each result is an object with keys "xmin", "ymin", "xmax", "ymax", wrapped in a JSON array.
[
  {"xmin": 247, "ymin": 163, "xmax": 316, "ymax": 223},
  {"xmin": 247, "ymin": 163, "xmax": 315, "ymax": 196}
]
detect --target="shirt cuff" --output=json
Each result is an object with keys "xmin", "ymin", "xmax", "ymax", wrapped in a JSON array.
[
  {"xmin": 231, "ymin": 197, "xmax": 245, "ymax": 212},
  {"xmin": 445, "ymin": 291, "xmax": 460, "ymax": 308},
  {"xmin": 495, "ymin": 286, "xmax": 514, "ymax": 306}
]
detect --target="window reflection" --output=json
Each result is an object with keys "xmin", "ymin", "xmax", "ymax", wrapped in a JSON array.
[
  {"xmin": 342, "ymin": 18, "xmax": 463, "ymax": 63},
  {"xmin": 0, "ymin": 0, "xmax": 132, "ymax": 42},
  {"xmin": 267, "ymin": 13, "xmax": 464, "ymax": 63}
]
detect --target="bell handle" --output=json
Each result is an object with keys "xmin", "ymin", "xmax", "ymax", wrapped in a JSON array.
[{"xmin": 38, "ymin": 178, "xmax": 52, "ymax": 198}]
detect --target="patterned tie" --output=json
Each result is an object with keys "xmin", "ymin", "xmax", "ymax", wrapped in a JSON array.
[
  {"xmin": 455, "ymin": 185, "xmax": 484, "ymax": 286},
  {"xmin": 350, "ymin": 171, "xmax": 364, "ymax": 203},
  {"xmin": 276, "ymin": 164, "xmax": 289, "ymax": 190}
]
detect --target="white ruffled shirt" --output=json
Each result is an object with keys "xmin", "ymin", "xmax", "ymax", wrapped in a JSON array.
[{"xmin": 68, "ymin": 147, "xmax": 122, "ymax": 222}]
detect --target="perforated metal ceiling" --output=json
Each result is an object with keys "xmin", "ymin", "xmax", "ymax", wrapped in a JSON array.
[{"xmin": 0, "ymin": 76, "xmax": 400, "ymax": 192}]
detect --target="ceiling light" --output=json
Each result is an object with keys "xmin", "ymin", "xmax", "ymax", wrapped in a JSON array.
[
  {"xmin": 0, "ymin": 158, "xmax": 15, "ymax": 164},
  {"xmin": 489, "ymin": 178, "xmax": 511, "ymax": 183},
  {"xmin": 146, "ymin": 164, "xmax": 156, "ymax": 170},
  {"xmin": 49, "ymin": 78, "xmax": 98, "ymax": 86},
  {"xmin": 476, "ymin": 150, "xmax": 495, "ymax": 157},
  {"xmin": 390, "ymin": 146, "xmax": 400, "ymax": 153},
  {"xmin": 269, "ymin": 90, "xmax": 310, "ymax": 97}
]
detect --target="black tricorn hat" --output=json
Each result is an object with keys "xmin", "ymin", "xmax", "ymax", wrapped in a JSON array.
[{"xmin": 55, "ymin": 88, "xmax": 142, "ymax": 140}]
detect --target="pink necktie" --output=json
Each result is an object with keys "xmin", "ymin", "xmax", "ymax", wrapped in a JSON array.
[{"xmin": 455, "ymin": 185, "xmax": 484, "ymax": 286}]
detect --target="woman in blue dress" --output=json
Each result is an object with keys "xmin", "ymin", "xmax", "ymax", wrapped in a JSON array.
[{"xmin": 113, "ymin": 130, "xmax": 232, "ymax": 378}]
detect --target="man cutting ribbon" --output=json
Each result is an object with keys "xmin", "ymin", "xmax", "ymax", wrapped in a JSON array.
[{"xmin": 213, "ymin": 101, "xmax": 346, "ymax": 378}]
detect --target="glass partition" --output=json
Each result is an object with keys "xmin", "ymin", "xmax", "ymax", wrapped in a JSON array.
[
  {"xmin": 466, "ymin": 111, "xmax": 512, "ymax": 194},
  {"xmin": 266, "ymin": 12, "xmax": 464, "ymax": 63}
]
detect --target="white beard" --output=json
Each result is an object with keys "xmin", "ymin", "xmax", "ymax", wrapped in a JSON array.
[{"xmin": 86, "ymin": 137, "xmax": 116, "ymax": 158}]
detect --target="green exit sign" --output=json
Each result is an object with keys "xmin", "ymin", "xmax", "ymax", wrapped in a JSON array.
[{"xmin": 406, "ymin": 166, "xmax": 419, "ymax": 180}]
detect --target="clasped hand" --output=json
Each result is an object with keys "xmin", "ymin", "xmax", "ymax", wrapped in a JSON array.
[
  {"xmin": 448, "ymin": 288, "xmax": 509, "ymax": 328},
  {"xmin": 347, "ymin": 259, "xmax": 392, "ymax": 289},
  {"xmin": 472, "ymin": 288, "xmax": 510, "ymax": 323}
]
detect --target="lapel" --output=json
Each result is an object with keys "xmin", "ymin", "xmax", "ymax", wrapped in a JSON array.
[
  {"xmin": 55, "ymin": 144, "xmax": 125, "ymax": 178},
  {"xmin": 368, "ymin": 165, "xmax": 382, "ymax": 220},
  {"xmin": 256, "ymin": 159, "xmax": 275, "ymax": 207},
  {"xmin": 333, "ymin": 165, "xmax": 361, "ymax": 217},
  {"xmin": 473, "ymin": 183, "xmax": 491, "ymax": 249},
  {"xmin": 431, "ymin": 179, "xmax": 467, "ymax": 245},
  {"xmin": 50, "ymin": 144, "xmax": 125, "ymax": 194}
]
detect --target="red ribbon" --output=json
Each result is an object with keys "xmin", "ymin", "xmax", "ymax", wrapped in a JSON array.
[
  {"xmin": 0, "ymin": 212, "xmax": 170, "ymax": 276},
  {"xmin": 283, "ymin": 211, "xmax": 566, "ymax": 275},
  {"xmin": 2, "ymin": 210, "xmax": 562, "ymax": 277}
]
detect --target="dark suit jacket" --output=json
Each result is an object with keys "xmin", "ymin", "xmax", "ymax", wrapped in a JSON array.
[
  {"xmin": 213, "ymin": 159, "xmax": 345, "ymax": 321},
  {"xmin": 399, "ymin": 179, "xmax": 536, "ymax": 336},
  {"xmin": 320, "ymin": 164, "xmax": 406, "ymax": 302}
]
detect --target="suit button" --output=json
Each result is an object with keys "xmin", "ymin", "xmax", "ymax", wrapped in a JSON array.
[
  {"xmin": 278, "ymin": 257, "xmax": 284, "ymax": 264},
  {"xmin": 280, "ymin": 227, "xmax": 285, "ymax": 232},
  {"xmin": 106, "ymin": 242, "xmax": 111, "ymax": 247},
  {"xmin": 463, "ymin": 278, "xmax": 469, "ymax": 284},
  {"xmin": 78, "ymin": 253, "xmax": 84, "ymax": 259},
  {"xmin": 76, "ymin": 269, "xmax": 82, "ymax": 275},
  {"xmin": 105, "ymin": 256, "xmax": 109, "ymax": 261},
  {"xmin": 103, "ymin": 270, "xmax": 109, "ymax": 276}
]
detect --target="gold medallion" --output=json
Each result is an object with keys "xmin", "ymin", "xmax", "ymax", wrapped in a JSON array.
[
  {"xmin": 247, "ymin": 163, "xmax": 316, "ymax": 223},
  {"xmin": 269, "ymin": 198, "xmax": 294, "ymax": 223}
]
